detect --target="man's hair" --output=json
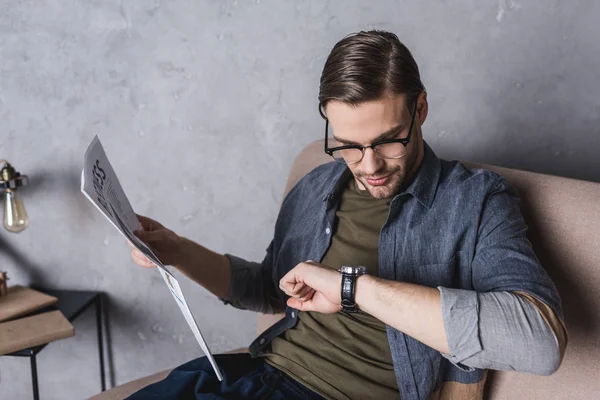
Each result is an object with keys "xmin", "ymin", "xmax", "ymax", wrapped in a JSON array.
[{"xmin": 319, "ymin": 30, "xmax": 425, "ymax": 115}]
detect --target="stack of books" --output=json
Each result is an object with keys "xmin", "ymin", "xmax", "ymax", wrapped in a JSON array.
[{"xmin": 0, "ymin": 286, "xmax": 74, "ymax": 355}]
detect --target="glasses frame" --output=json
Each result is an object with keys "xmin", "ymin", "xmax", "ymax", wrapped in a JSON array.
[{"xmin": 322, "ymin": 100, "xmax": 418, "ymax": 165}]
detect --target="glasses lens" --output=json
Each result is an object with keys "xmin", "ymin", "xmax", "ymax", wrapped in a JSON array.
[
  {"xmin": 331, "ymin": 148, "xmax": 363, "ymax": 164},
  {"xmin": 375, "ymin": 142, "xmax": 407, "ymax": 159}
]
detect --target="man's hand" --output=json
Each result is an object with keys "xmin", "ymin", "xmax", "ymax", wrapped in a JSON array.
[
  {"xmin": 129, "ymin": 214, "xmax": 183, "ymax": 268},
  {"xmin": 279, "ymin": 261, "xmax": 343, "ymax": 313}
]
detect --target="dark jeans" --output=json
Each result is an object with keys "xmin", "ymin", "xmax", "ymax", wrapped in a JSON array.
[{"xmin": 126, "ymin": 353, "xmax": 326, "ymax": 400}]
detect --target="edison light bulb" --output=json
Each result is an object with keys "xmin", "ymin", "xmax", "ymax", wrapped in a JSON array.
[{"xmin": 3, "ymin": 189, "xmax": 29, "ymax": 233}]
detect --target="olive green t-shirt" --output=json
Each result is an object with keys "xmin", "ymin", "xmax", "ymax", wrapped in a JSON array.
[{"xmin": 262, "ymin": 177, "xmax": 400, "ymax": 400}]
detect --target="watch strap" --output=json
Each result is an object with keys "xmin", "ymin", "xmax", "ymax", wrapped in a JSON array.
[
  {"xmin": 341, "ymin": 273, "xmax": 359, "ymax": 313},
  {"xmin": 339, "ymin": 266, "xmax": 366, "ymax": 313}
]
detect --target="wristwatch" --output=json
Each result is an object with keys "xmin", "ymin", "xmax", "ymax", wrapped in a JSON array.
[{"xmin": 339, "ymin": 265, "xmax": 368, "ymax": 313}]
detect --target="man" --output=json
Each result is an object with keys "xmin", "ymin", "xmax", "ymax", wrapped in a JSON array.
[{"xmin": 128, "ymin": 30, "xmax": 567, "ymax": 400}]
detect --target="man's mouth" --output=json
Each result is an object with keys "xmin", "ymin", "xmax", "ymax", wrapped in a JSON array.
[{"xmin": 365, "ymin": 175, "xmax": 390, "ymax": 186}]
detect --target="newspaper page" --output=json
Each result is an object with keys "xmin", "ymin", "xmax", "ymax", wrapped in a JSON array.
[{"xmin": 81, "ymin": 135, "xmax": 223, "ymax": 381}]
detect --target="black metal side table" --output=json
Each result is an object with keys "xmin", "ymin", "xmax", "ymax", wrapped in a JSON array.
[{"xmin": 3, "ymin": 289, "xmax": 106, "ymax": 400}]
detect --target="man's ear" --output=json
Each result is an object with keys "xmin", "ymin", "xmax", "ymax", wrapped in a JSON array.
[{"xmin": 416, "ymin": 91, "xmax": 428, "ymax": 126}]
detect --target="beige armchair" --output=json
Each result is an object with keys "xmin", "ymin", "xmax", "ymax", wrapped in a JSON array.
[{"xmin": 91, "ymin": 140, "xmax": 600, "ymax": 399}]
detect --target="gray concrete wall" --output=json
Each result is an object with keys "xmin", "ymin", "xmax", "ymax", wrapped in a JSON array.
[{"xmin": 1, "ymin": 0, "xmax": 598, "ymax": 398}]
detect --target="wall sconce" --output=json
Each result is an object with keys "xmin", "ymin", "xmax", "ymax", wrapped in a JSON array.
[{"xmin": 0, "ymin": 160, "xmax": 29, "ymax": 233}]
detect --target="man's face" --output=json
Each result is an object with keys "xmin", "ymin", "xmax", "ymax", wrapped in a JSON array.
[{"xmin": 325, "ymin": 93, "xmax": 427, "ymax": 199}]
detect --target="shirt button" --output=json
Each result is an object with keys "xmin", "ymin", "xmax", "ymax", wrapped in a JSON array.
[
  {"xmin": 291, "ymin": 312, "xmax": 296, "ymax": 318},
  {"xmin": 325, "ymin": 227, "xmax": 331, "ymax": 235}
]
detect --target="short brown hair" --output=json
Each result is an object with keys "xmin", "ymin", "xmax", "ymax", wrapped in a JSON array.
[{"xmin": 319, "ymin": 30, "xmax": 425, "ymax": 116}]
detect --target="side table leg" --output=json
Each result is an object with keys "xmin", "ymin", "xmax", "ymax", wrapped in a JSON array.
[
  {"xmin": 31, "ymin": 355, "xmax": 40, "ymax": 400},
  {"xmin": 95, "ymin": 295, "xmax": 106, "ymax": 391}
]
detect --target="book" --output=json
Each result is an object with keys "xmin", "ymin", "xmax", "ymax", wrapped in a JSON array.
[
  {"xmin": 0, "ymin": 285, "xmax": 58, "ymax": 323},
  {"xmin": 0, "ymin": 310, "xmax": 74, "ymax": 355}
]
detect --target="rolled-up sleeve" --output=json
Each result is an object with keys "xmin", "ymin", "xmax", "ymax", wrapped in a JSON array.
[
  {"xmin": 439, "ymin": 177, "xmax": 566, "ymax": 374},
  {"xmin": 220, "ymin": 240, "xmax": 284, "ymax": 314},
  {"xmin": 437, "ymin": 288, "xmax": 481, "ymax": 371},
  {"xmin": 439, "ymin": 288, "xmax": 566, "ymax": 374}
]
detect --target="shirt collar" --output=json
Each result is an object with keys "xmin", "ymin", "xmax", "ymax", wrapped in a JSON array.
[
  {"xmin": 396, "ymin": 141, "xmax": 442, "ymax": 209},
  {"xmin": 323, "ymin": 141, "xmax": 442, "ymax": 209}
]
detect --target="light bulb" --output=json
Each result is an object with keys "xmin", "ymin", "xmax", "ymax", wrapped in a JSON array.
[{"xmin": 3, "ymin": 189, "xmax": 29, "ymax": 233}]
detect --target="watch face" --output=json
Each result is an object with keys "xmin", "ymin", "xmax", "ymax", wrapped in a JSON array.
[
  {"xmin": 340, "ymin": 265, "xmax": 367, "ymax": 275},
  {"xmin": 340, "ymin": 265, "xmax": 354, "ymax": 274}
]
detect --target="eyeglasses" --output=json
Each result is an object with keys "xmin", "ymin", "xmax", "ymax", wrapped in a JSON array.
[{"xmin": 322, "ymin": 100, "xmax": 418, "ymax": 165}]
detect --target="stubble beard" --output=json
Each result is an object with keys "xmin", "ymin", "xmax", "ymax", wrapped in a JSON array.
[{"xmin": 356, "ymin": 147, "xmax": 420, "ymax": 200}]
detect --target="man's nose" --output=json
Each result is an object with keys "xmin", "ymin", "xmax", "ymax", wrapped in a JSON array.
[{"xmin": 360, "ymin": 147, "xmax": 384, "ymax": 174}]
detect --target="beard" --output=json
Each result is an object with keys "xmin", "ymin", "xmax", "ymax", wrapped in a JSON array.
[{"xmin": 354, "ymin": 145, "xmax": 421, "ymax": 200}]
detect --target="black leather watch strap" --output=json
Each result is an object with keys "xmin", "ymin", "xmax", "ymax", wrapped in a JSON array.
[
  {"xmin": 341, "ymin": 273, "xmax": 358, "ymax": 313},
  {"xmin": 339, "ymin": 266, "xmax": 367, "ymax": 313}
]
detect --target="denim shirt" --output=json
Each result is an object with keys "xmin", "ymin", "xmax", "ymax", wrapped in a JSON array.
[{"xmin": 223, "ymin": 142, "xmax": 562, "ymax": 400}]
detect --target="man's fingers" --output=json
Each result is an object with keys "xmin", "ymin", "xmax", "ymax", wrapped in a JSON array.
[
  {"xmin": 279, "ymin": 283, "xmax": 314, "ymax": 302},
  {"xmin": 295, "ymin": 285, "xmax": 313, "ymax": 299},
  {"xmin": 131, "ymin": 251, "xmax": 151, "ymax": 266},
  {"xmin": 287, "ymin": 297, "xmax": 314, "ymax": 311},
  {"xmin": 131, "ymin": 250, "xmax": 155, "ymax": 268},
  {"xmin": 288, "ymin": 295, "xmax": 342, "ymax": 314},
  {"xmin": 292, "ymin": 281, "xmax": 306, "ymax": 294},
  {"xmin": 298, "ymin": 289, "xmax": 315, "ymax": 302},
  {"xmin": 136, "ymin": 214, "xmax": 154, "ymax": 230},
  {"xmin": 134, "ymin": 229, "xmax": 165, "ymax": 244},
  {"xmin": 279, "ymin": 276, "xmax": 298, "ymax": 296},
  {"xmin": 280, "ymin": 280, "xmax": 308, "ymax": 294},
  {"xmin": 280, "ymin": 264, "xmax": 311, "ymax": 295},
  {"xmin": 136, "ymin": 214, "xmax": 163, "ymax": 231},
  {"xmin": 279, "ymin": 283, "xmax": 294, "ymax": 297}
]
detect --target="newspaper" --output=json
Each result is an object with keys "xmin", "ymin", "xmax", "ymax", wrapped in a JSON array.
[{"xmin": 81, "ymin": 135, "xmax": 223, "ymax": 381}]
